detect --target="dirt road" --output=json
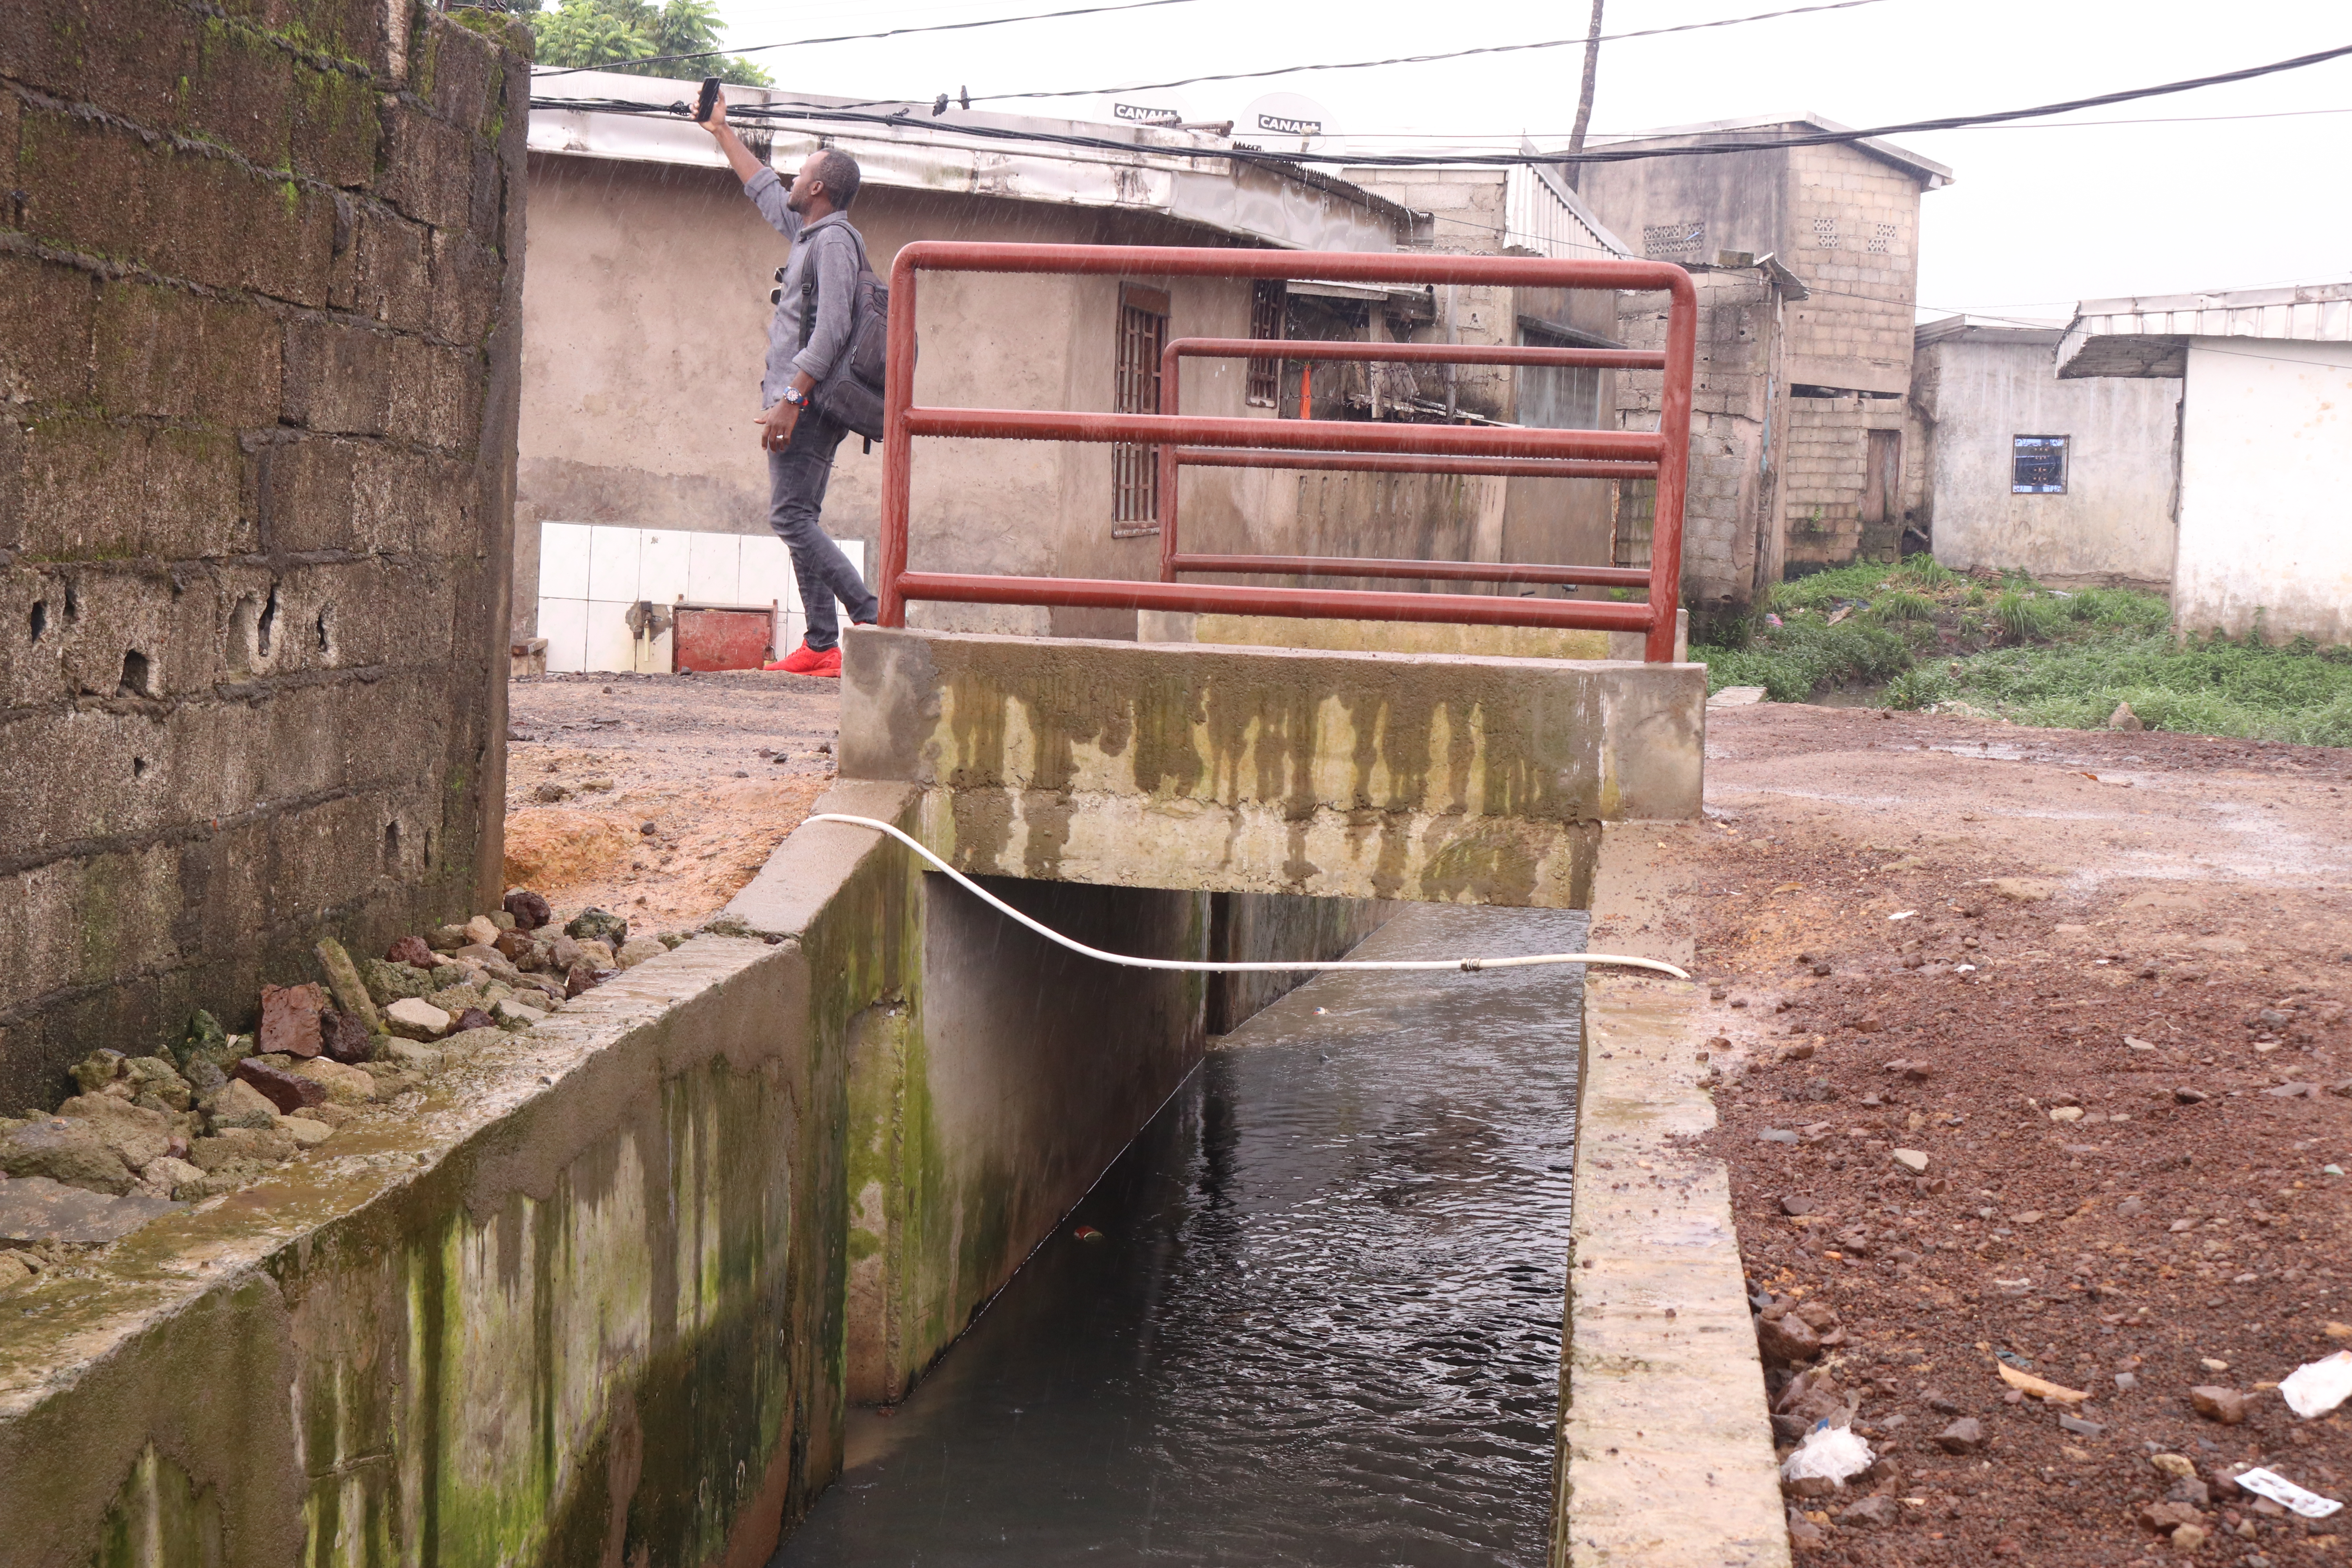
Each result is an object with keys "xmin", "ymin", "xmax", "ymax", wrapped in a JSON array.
[
  {"xmin": 503, "ymin": 671, "xmax": 840, "ymax": 936},
  {"xmin": 1679, "ymin": 704, "xmax": 2351, "ymax": 1564}
]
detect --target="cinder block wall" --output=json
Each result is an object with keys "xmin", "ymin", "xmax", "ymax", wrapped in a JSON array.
[
  {"xmin": 1781, "ymin": 392, "xmax": 1908, "ymax": 567},
  {"xmin": 0, "ymin": 0, "xmax": 528, "ymax": 1111},
  {"xmin": 1614, "ymin": 270, "xmax": 1789, "ymax": 608}
]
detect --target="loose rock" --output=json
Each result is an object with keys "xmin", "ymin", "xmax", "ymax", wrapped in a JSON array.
[
  {"xmin": 0, "ymin": 1119, "xmax": 134, "ymax": 1195},
  {"xmin": 207, "ymin": 1079, "xmax": 279, "ymax": 1131},
  {"xmin": 55, "ymin": 1095, "xmax": 171, "ymax": 1170},
  {"xmin": 565, "ymin": 907, "xmax": 629, "ymax": 947},
  {"xmin": 291, "ymin": 1058, "xmax": 376, "ymax": 1105},
  {"xmin": 2189, "ymin": 1385, "xmax": 2248, "ymax": 1425},
  {"xmin": 2150, "ymin": 1454, "xmax": 2199, "ymax": 1480},
  {"xmin": 464, "ymin": 915, "xmax": 502, "ymax": 947},
  {"xmin": 140, "ymin": 1156, "xmax": 205, "ymax": 1200},
  {"xmin": 386, "ymin": 935, "xmax": 437, "ymax": 968},
  {"xmin": 69, "ymin": 1050, "xmax": 126, "ymax": 1095},
  {"xmin": 503, "ymin": 888, "xmax": 553, "ymax": 930},
  {"xmin": 2109, "ymin": 702, "xmax": 2144, "ymax": 731},
  {"xmin": 383, "ymin": 997, "xmax": 453, "ymax": 1040},
  {"xmin": 1837, "ymin": 1495, "xmax": 1899, "ymax": 1529},
  {"xmin": 1934, "ymin": 1417, "xmax": 1985, "ymax": 1453},
  {"xmin": 1891, "ymin": 1149, "xmax": 1929, "ymax": 1174},
  {"xmin": 277, "ymin": 1117, "xmax": 332, "ymax": 1148},
  {"xmin": 1758, "ymin": 1312, "xmax": 1824, "ymax": 1366},
  {"xmin": 615, "ymin": 936, "xmax": 667, "ymax": 969},
  {"xmin": 232, "ymin": 1059, "xmax": 329, "ymax": 1115},
  {"xmin": 259, "ymin": 982, "xmax": 330, "ymax": 1059}
]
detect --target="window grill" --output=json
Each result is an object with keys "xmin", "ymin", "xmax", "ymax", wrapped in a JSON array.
[
  {"xmin": 1114, "ymin": 283, "xmax": 1170, "ymax": 528},
  {"xmin": 1868, "ymin": 221, "xmax": 1898, "ymax": 255},
  {"xmin": 1812, "ymin": 215, "xmax": 1839, "ymax": 249},
  {"xmin": 1245, "ymin": 281, "xmax": 1283, "ymax": 407}
]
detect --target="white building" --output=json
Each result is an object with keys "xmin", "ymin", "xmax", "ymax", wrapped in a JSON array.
[
  {"xmin": 1909, "ymin": 317, "xmax": 2181, "ymax": 590},
  {"xmin": 2058, "ymin": 282, "xmax": 2352, "ymax": 645}
]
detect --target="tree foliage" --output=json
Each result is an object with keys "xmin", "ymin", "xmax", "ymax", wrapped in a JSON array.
[{"xmin": 512, "ymin": 0, "xmax": 774, "ymax": 86}]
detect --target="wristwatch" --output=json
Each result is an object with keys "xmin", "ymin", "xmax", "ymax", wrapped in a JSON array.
[{"xmin": 781, "ymin": 385, "xmax": 808, "ymax": 407}]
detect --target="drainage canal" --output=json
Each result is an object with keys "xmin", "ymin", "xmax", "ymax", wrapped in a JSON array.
[{"xmin": 776, "ymin": 901, "xmax": 1588, "ymax": 1567}]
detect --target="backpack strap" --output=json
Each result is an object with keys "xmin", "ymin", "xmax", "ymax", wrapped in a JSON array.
[{"xmin": 796, "ymin": 220, "xmax": 870, "ymax": 351}]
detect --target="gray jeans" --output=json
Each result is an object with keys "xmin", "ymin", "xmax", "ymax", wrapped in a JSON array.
[{"xmin": 766, "ymin": 412, "xmax": 877, "ymax": 652}]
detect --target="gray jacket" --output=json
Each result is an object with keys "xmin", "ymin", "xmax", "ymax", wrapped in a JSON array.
[{"xmin": 745, "ymin": 167, "xmax": 859, "ymax": 407}]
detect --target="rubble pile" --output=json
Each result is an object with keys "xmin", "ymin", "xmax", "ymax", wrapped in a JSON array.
[{"xmin": 0, "ymin": 894, "xmax": 679, "ymax": 1220}]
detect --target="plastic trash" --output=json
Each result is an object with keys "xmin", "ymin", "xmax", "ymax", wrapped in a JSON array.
[
  {"xmin": 2231, "ymin": 1468, "xmax": 2343, "ymax": 1520},
  {"xmin": 1780, "ymin": 1423, "xmax": 1875, "ymax": 1488},
  {"xmin": 2280, "ymin": 1350, "xmax": 2352, "ymax": 1419}
]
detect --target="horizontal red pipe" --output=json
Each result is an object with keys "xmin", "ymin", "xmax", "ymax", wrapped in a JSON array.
[
  {"xmin": 1169, "ymin": 336, "xmax": 1662, "ymax": 370},
  {"xmin": 895, "ymin": 572, "xmax": 1654, "ymax": 632},
  {"xmin": 1170, "ymin": 446, "xmax": 1651, "ymax": 480},
  {"xmin": 1169, "ymin": 554, "xmax": 1652, "ymax": 589},
  {"xmin": 904, "ymin": 407, "xmax": 1664, "ymax": 462},
  {"xmin": 896, "ymin": 241, "xmax": 1692, "ymax": 294}
]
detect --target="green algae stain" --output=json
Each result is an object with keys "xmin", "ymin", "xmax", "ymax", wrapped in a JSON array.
[{"xmin": 94, "ymin": 1444, "xmax": 225, "ymax": 1568}]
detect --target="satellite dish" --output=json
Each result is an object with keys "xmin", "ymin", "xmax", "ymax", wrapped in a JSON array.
[
  {"xmin": 1087, "ymin": 82, "xmax": 1201, "ymax": 132},
  {"xmin": 1239, "ymin": 92, "xmax": 1336, "ymax": 151}
]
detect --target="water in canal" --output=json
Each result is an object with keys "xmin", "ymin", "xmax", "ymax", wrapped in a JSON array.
[{"xmin": 776, "ymin": 902, "xmax": 1587, "ymax": 1567}]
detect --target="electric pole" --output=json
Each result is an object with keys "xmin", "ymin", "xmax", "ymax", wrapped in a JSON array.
[{"xmin": 1567, "ymin": 0, "xmax": 1603, "ymax": 181}]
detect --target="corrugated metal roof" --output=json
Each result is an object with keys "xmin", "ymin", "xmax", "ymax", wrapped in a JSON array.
[
  {"xmin": 528, "ymin": 69, "xmax": 1412, "ymax": 253},
  {"xmin": 2057, "ymin": 281, "xmax": 2352, "ymax": 377}
]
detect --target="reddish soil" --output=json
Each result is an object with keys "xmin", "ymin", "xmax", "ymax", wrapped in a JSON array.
[
  {"xmin": 503, "ymin": 671, "xmax": 840, "ymax": 935},
  {"xmin": 1685, "ymin": 704, "xmax": 2352, "ymax": 1566}
]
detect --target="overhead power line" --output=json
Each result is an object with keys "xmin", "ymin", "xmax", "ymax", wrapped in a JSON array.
[
  {"xmin": 532, "ymin": 0, "xmax": 1209, "ymax": 79},
  {"xmin": 530, "ymin": 40, "xmax": 2352, "ymax": 172},
  {"xmin": 965, "ymin": 0, "xmax": 1901, "ymax": 104}
]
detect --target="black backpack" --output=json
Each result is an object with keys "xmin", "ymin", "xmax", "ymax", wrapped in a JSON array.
[{"xmin": 798, "ymin": 223, "xmax": 901, "ymax": 448}]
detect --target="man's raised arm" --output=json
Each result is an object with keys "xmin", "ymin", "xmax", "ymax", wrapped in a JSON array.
[{"xmin": 701, "ymin": 87, "xmax": 797, "ymax": 236}]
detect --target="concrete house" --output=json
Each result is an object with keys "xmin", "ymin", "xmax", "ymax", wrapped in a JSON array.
[
  {"xmin": 517, "ymin": 76, "xmax": 1631, "ymax": 668},
  {"xmin": 2058, "ymin": 281, "xmax": 2352, "ymax": 645},
  {"xmin": 1908, "ymin": 318, "xmax": 2181, "ymax": 590},
  {"xmin": 1572, "ymin": 114, "xmax": 1951, "ymax": 604}
]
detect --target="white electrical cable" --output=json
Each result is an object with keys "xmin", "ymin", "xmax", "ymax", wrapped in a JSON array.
[{"xmin": 807, "ymin": 814, "xmax": 1691, "ymax": 980}]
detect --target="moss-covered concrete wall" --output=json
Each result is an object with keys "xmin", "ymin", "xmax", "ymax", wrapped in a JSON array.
[
  {"xmin": 0, "ymin": 783, "xmax": 936, "ymax": 1565},
  {"xmin": 840, "ymin": 628, "xmax": 1705, "ymax": 910},
  {"xmin": 0, "ymin": 0, "xmax": 527, "ymax": 1111}
]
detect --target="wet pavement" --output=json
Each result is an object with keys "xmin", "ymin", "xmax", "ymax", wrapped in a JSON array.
[{"xmin": 773, "ymin": 902, "xmax": 1589, "ymax": 1568}]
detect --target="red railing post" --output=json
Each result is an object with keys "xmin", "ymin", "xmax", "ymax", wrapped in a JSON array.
[
  {"xmin": 880, "ymin": 248, "xmax": 920, "ymax": 628},
  {"xmin": 1646, "ymin": 271, "xmax": 1699, "ymax": 663},
  {"xmin": 1156, "ymin": 336, "xmax": 1181, "ymax": 582}
]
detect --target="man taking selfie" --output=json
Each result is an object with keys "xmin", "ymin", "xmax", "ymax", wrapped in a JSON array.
[{"xmin": 702, "ymin": 87, "xmax": 878, "ymax": 677}]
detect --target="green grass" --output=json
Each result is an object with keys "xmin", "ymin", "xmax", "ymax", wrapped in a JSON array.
[{"xmin": 1691, "ymin": 565, "xmax": 2352, "ymax": 745}]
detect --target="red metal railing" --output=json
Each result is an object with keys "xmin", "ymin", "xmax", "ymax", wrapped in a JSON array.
[
  {"xmin": 879, "ymin": 243, "xmax": 1697, "ymax": 661},
  {"xmin": 1154, "ymin": 337, "xmax": 1657, "ymax": 593}
]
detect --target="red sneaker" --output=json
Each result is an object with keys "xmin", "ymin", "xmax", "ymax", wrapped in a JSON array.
[{"xmin": 763, "ymin": 640, "xmax": 842, "ymax": 677}]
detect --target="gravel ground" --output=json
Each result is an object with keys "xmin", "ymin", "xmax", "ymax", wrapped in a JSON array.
[
  {"xmin": 1682, "ymin": 704, "xmax": 2352, "ymax": 1566},
  {"xmin": 503, "ymin": 671, "xmax": 840, "ymax": 935}
]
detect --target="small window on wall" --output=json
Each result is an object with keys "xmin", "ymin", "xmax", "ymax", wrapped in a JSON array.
[
  {"xmin": 2013, "ymin": 435, "xmax": 2069, "ymax": 494},
  {"xmin": 1245, "ymin": 281, "xmax": 1284, "ymax": 407},
  {"xmin": 1113, "ymin": 283, "xmax": 1171, "ymax": 528}
]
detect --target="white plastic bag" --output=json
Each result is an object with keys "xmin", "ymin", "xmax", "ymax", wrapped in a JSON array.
[
  {"xmin": 1780, "ymin": 1423, "xmax": 1875, "ymax": 1488},
  {"xmin": 2231, "ymin": 1467, "xmax": 2342, "ymax": 1520},
  {"xmin": 2280, "ymin": 1350, "xmax": 2352, "ymax": 1419}
]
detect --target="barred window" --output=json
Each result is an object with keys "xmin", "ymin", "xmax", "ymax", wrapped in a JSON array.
[
  {"xmin": 1114, "ymin": 283, "xmax": 1170, "ymax": 528},
  {"xmin": 1245, "ymin": 281, "xmax": 1283, "ymax": 407}
]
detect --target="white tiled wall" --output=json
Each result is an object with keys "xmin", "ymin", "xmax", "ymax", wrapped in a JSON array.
[{"xmin": 536, "ymin": 522, "xmax": 865, "ymax": 674}]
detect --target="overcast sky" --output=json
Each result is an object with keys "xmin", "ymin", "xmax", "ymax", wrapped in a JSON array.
[{"xmin": 702, "ymin": 0, "xmax": 2352, "ymax": 318}]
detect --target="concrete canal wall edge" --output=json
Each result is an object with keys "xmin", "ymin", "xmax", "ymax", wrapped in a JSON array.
[{"xmin": 1556, "ymin": 821, "xmax": 1789, "ymax": 1568}]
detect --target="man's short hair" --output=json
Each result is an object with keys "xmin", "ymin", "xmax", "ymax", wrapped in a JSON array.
[{"xmin": 812, "ymin": 148, "xmax": 861, "ymax": 209}]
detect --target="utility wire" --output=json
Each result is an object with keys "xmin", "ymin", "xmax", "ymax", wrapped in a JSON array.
[
  {"xmin": 532, "ymin": 0, "xmax": 1208, "ymax": 79},
  {"xmin": 808, "ymin": 815, "xmax": 1693, "ymax": 979},
  {"xmin": 530, "ymin": 41, "xmax": 2352, "ymax": 171},
  {"xmin": 963, "ymin": 0, "xmax": 1901, "ymax": 105},
  {"xmin": 1325, "ymin": 104, "xmax": 2352, "ymax": 143}
]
